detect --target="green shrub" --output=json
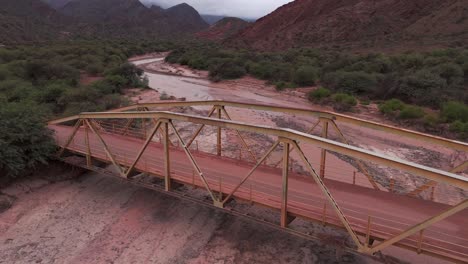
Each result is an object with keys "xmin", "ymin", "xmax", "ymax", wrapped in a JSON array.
[
  {"xmin": 379, "ymin": 99, "xmax": 405, "ymax": 114},
  {"xmin": 422, "ymin": 114, "xmax": 440, "ymax": 129},
  {"xmin": 449, "ymin": 121, "xmax": 468, "ymax": 139},
  {"xmin": 308, "ymin": 87, "xmax": 331, "ymax": 102},
  {"xmin": 398, "ymin": 106, "xmax": 425, "ymax": 119},
  {"xmin": 275, "ymin": 81, "xmax": 296, "ymax": 91},
  {"xmin": 0, "ymin": 102, "xmax": 55, "ymax": 178},
  {"xmin": 210, "ymin": 61, "xmax": 246, "ymax": 80},
  {"xmin": 293, "ymin": 66, "xmax": 318, "ymax": 86},
  {"xmin": 441, "ymin": 101, "xmax": 468, "ymax": 122},
  {"xmin": 332, "ymin": 93, "xmax": 357, "ymax": 112},
  {"xmin": 323, "ymin": 71, "xmax": 378, "ymax": 94}
]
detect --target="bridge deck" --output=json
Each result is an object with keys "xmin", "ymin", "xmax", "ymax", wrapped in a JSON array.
[{"xmin": 50, "ymin": 124, "xmax": 468, "ymax": 262}]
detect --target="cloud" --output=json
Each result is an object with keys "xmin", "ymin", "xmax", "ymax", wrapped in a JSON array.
[{"xmin": 141, "ymin": 0, "xmax": 294, "ymax": 19}]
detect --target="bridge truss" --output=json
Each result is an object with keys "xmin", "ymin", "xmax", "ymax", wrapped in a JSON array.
[{"xmin": 49, "ymin": 101, "xmax": 468, "ymax": 263}]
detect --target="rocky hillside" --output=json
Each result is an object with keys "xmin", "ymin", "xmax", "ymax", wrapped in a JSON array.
[
  {"xmin": 197, "ymin": 17, "xmax": 250, "ymax": 41},
  {"xmin": 0, "ymin": 0, "xmax": 68, "ymax": 43},
  {"xmin": 59, "ymin": 0, "xmax": 208, "ymax": 38},
  {"xmin": 231, "ymin": 0, "xmax": 468, "ymax": 50},
  {"xmin": 0, "ymin": 0, "xmax": 209, "ymax": 43}
]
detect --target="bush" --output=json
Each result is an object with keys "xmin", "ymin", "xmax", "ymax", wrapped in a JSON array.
[
  {"xmin": 323, "ymin": 71, "xmax": 378, "ymax": 94},
  {"xmin": 379, "ymin": 99, "xmax": 405, "ymax": 114},
  {"xmin": 210, "ymin": 61, "xmax": 246, "ymax": 80},
  {"xmin": 275, "ymin": 82, "xmax": 296, "ymax": 91},
  {"xmin": 293, "ymin": 66, "xmax": 318, "ymax": 86},
  {"xmin": 398, "ymin": 106, "xmax": 425, "ymax": 119},
  {"xmin": 0, "ymin": 102, "xmax": 55, "ymax": 178},
  {"xmin": 441, "ymin": 101, "xmax": 468, "ymax": 122},
  {"xmin": 332, "ymin": 93, "xmax": 357, "ymax": 112},
  {"xmin": 308, "ymin": 87, "xmax": 331, "ymax": 102},
  {"xmin": 449, "ymin": 121, "xmax": 468, "ymax": 139}
]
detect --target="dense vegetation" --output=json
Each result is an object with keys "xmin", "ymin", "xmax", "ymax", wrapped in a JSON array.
[
  {"xmin": 0, "ymin": 40, "xmax": 173, "ymax": 179},
  {"xmin": 167, "ymin": 45, "xmax": 468, "ymax": 139}
]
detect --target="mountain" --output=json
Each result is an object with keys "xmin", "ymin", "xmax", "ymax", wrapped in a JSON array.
[
  {"xmin": 197, "ymin": 17, "xmax": 250, "ymax": 41},
  {"xmin": 41, "ymin": 0, "xmax": 72, "ymax": 9},
  {"xmin": 201, "ymin": 15, "xmax": 226, "ymax": 25},
  {"xmin": 0, "ymin": 0, "xmax": 69, "ymax": 43},
  {"xmin": 164, "ymin": 3, "xmax": 209, "ymax": 33},
  {"xmin": 59, "ymin": 0, "xmax": 208, "ymax": 37},
  {"xmin": 231, "ymin": 0, "xmax": 468, "ymax": 50}
]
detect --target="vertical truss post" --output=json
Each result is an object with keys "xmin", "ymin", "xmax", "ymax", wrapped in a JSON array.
[
  {"xmin": 365, "ymin": 216, "xmax": 372, "ymax": 247},
  {"xmin": 163, "ymin": 120, "xmax": 171, "ymax": 191},
  {"xmin": 86, "ymin": 119, "xmax": 125, "ymax": 177},
  {"xmin": 216, "ymin": 106, "xmax": 222, "ymax": 156},
  {"xmin": 319, "ymin": 118, "xmax": 329, "ymax": 179},
  {"xmin": 84, "ymin": 121, "xmax": 92, "ymax": 167},
  {"xmin": 281, "ymin": 140, "xmax": 290, "ymax": 228}
]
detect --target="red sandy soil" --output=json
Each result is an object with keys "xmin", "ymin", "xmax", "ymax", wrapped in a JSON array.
[{"xmin": 0, "ymin": 173, "xmax": 375, "ymax": 264}]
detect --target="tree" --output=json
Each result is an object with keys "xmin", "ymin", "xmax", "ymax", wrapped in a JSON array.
[
  {"xmin": 0, "ymin": 102, "xmax": 55, "ymax": 178},
  {"xmin": 294, "ymin": 66, "xmax": 318, "ymax": 86}
]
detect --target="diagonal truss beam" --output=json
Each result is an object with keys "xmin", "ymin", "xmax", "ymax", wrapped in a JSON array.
[
  {"xmin": 169, "ymin": 120, "xmax": 219, "ymax": 202},
  {"xmin": 366, "ymin": 199, "xmax": 468, "ymax": 254},
  {"xmin": 86, "ymin": 119, "xmax": 125, "ymax": 177},
  {"xmin": 290, "ymin": 139, "xmax": 364, "ymax": 249},
  {"xmin": 186, "ymin": 106, "xmax": 216, "ymax": 148},
  {"xmin": 273, "ymin": 119, "xmax": 322, "ymax": 168},
  {"xmin": 329, "ymin": 120, "xmax": 380, "ymax": 190},
  {"xmin": 408, "ymin": 160, "xmax": 468, "ymax": 197},
  {"xmin": 221, "ymin": 107, "xmax": 257, "ymax": 162},
  {"xmin": 124, "ymin": 120, "xmax": 162, "ymax": 178},
  {"xmin": 221, "ymin": 141, "xmax": 280, "ymax": 204},
  {"xmin": 57, "ymin": 119, "xmax": 83, "ymax": 157}
]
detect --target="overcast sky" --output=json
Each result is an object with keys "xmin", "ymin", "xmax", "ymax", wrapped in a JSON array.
[{"xmin": 141, "ymin": 0, "xmax": 294, "ymax": 19}]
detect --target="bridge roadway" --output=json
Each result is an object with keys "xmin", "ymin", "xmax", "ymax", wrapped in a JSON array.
[{"xmin": 50, "ymin": 124, "xmax": 468, "ymax": 262}]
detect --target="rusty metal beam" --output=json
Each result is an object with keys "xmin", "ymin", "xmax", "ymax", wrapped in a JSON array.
[
  {"xmin": 124, "ymin": 120, "xmax": 161, "ymax": 178},
  {"xmin": 169, "ymin": 120, "xmax": 218, "ymax": 203},
  {"xmin": 85, "ymin": 119, "xmax": 125, "ymax": 177},
  {"xmin": 84, "ymin": 121, "xmax": 92, "ymax": 167},
  {"xmin": 408, "ymin": 160, "xmax": 468, "ymax": 197},
  {"xmin": 59, "ymin": 100, "xmax": 466, "ymax": 151},
  {"xmin": 290, "ymin": 139, "xmax": 364, "ymax": 249},
  {"xmin": 72, "ymin": 111, "xmax": 468, "ymax": 189},
  {"xmin": 186, "ymin": 106, "xmax": 216, "ymax": 148},
  {"xmin": 163, "ymin": 121, "xmax": 171, "ymax": 191},
  {"xmin": 216, "ymin": 106, "xmax": 222, "ymax": 156},
  {"xmin": 221, "ymin": 141, "xmax": 280, "ymax": 204},
  {"xmin": 57, "ymin": 119, "xmax": 83, "ymax": 157},
  {"xmin": 365, "ymin": 199, "xmax": 468, "ymax": 254},
  {"xmin": 329, "ymin": 120, "xmax": 380, "ymax": 190},
  {"xmin": 272, "ymin": 119, "xmax": 322, "ymax": 168},
  {"xmin": 221, "ymin": 107, "xmax": 257, "ymax": 162},
  {"xmin": 319, "ymin": 119, "xmax": 329, "ymax": 179},
  {"xmin": 281, "ymin": 140, "xmax": 290, "ymax": 228}
]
